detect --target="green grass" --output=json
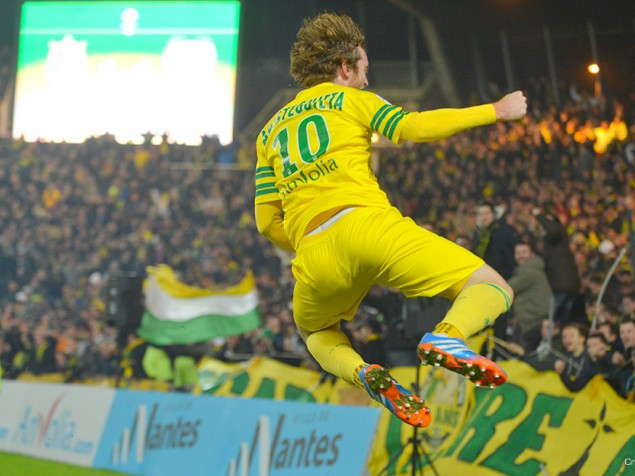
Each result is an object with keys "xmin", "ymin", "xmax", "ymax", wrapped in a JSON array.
[{"xmin": 0, "ymin": 452, "xmax": 128, "ymax": 476}]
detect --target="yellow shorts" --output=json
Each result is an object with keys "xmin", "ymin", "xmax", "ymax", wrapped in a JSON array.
[{"xmin": 292, "ymin": 206, "xmax": 484, "ymax": 332}]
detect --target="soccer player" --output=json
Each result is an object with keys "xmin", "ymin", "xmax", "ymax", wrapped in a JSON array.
[{"xmin": 254, "ymin": 12, "xmax": 527, "ymax": 427}]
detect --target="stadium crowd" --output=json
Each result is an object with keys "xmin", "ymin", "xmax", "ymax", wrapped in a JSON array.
[{"xmin": 0, "ymin": 80, "xmax": 634, "ymax": 400}]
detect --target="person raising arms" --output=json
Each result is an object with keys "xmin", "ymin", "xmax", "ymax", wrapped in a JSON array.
[{"xmin": 255, "ymin": 12, "xmax": 527, "ymax": 427}]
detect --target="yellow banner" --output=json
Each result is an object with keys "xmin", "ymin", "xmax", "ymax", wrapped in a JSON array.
[
  {"xmin": 197, "ymin": 355, "xmax": 341, "ymax": 403},
  {"xmin": 432, "ymin": 360, "xmax": 635, "ymax": 476}
]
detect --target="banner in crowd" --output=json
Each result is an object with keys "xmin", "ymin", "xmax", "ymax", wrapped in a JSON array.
[
  {"xmin": 138, "ymin": 265, "xmax": 261, "ymax": 345},
  {"xmin": 198, "ymin": 355, "xmax": 338, "ymax": 403},
  {"xmin": 431, "ymin": 361, "xmax": 635, "ymax": 476},
  {"xmin": 198, "ymin": 356, "xmax": 635, "ymax": 476}
]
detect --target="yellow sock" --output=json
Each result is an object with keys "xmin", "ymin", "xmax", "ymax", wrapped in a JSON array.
[
  {"xmin": 436, "ymin": 283, "xmax": 512, "ymax": 340},
  {"xmin": 306, "ymin": 328, "xmax": 367, "ymax": 388},
  {"xmin": 433, "ymin": 322, "xmax": 465, "ymax": 340}
]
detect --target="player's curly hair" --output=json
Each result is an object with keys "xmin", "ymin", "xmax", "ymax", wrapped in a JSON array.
[{"xmin": 290, "ymin": 12, "xmax": 366, "ymax": 88}]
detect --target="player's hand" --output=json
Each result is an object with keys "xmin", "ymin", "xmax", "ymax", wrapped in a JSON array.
[{"xmin": 493, "ymin": 90, "xmax": 527, "ymax": 121}]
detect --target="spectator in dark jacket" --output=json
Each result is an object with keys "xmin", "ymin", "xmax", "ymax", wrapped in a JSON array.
[
  {"xmin": 354, "ymin": 319, "xmax": 387, "ymax": 366},
  {"xmin": 31, "ymin": 327, "xmax": 58, "ymax": 374},
  {"xmin": 473, "ymin": 202, "xmax": 519, "ymax": 280},
  {"xmin": 586, "ymin": 332, "xmax": 621, "ymax": 391},
  {"xmin": 533, "ymin": 209, "xmax": 582, "ymax": 326},
  {"xmin": 554, "ymin": 323, "xmax": 598, "ymax": 392},
  {"xmin": 598, "ymin": 321, "xmax": 625, "ymax": 356}
]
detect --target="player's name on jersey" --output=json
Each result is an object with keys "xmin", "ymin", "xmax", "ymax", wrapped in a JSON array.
[
  {"xmin": 280, "ymin": 157, "xmax": 339, "ymax": 197},
  {"xmin": 261, "ymin": 91, "xmax": 345, "ymax": 145}
]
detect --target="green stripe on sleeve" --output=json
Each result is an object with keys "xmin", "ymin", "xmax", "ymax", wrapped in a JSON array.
[
  {"xmin": 386, "ymin": 112, "xmax": 405, "ymax": 140},
  {"xmin": 256, "ymin": 166, "xmax": 274, "ymax": 173},
  {"xmin": 370, "ymin": 104, "xmax": 390, "ymax": 129},
  {"xmin": 371, "ymin": 105, "xmax": 395, "ymax": 131},
  {"xmin": 255, "ymin": 171, "xmax": 275, "ymax": 179},
  {"xmin": 255, "ymin": 188, "xmax": 279, "ymax": 197},
  {"xmin": 382, "ymin": 110, "xmax": 403, "ymax": 137},
  {"xmin": 255, "ymin": 181, "xmax": 277, "ymax": 190}
]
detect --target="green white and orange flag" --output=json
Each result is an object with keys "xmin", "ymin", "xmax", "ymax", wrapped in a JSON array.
[{"xmin": 138, "ymin": 265, "xmax": 261, "ymax": 345}]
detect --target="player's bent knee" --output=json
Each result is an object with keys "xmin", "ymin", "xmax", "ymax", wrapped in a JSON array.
[
  {"xmin": 297, "ymin": 322, "xmax": 340, "ymax": 342},
  {"xmin": 466, "ymin": 264, "xmax": 514, "ymax": 302},
  {"xmin": 298, "ymin": 326, "xmax": 312, "ymax": 342}
]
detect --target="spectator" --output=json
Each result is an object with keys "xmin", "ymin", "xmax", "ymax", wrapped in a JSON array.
[
  {"xmin": 3, "ymin": 321, "xmax": 34, "ymax": 377},
  {"xmin": 615, "ymin": 319, "xmax": 635, "ymax": 397},
  {"xmin": 120, "ymin": 333, "xmax": 148, "ymax": 380},
  {"xmin": 620, "ymin": 293, "xmax": 635, "ymax": 320},
  {"xmin": 362, "ymin": 286, "xmax": 421, "ymax": 367},
  {"xmin": 0, "ymin": 335, "xmax": 13, "ymax": 378},
  {"xmin": 523, "ymin": 318, "xmax": 566, "ymax": 371},
  {"xmin": 597, "ymin": 321, "xmax": 625, "ymax": 357},
  {"xmin": 586, "ymin": 332, "xmax": 612, "ymax": 373},
  {"xmin": 259, "ymin": 316, "xmax": 283, "ymax": 354},
  {"xmin": 472, "ymin": 202, "xmax": 519, "ymax": 280},
  {"xmin": 0, "ymin": 245, "xmax": 17, "ymax": 300},
  {"xmin": 31, "ymin": 326, "xmax": 58, "ymax": 375},
  {"xmin": 353, "ymin": 319, "xmax": 387, "ymax": 366},
  {"xmin": 554, "ymin": 323, "xmax": 598, "ymax": 392},
  {"xmin": 532, "ymin": 209, "xmax": 583, "ymax": 326},
  {"xmin": 217, "ymin": 334, "xmax": 254, "ymax": 362},
  {"xmin": 586, "ymin": 331, "xmax": 624, "ymax": 395},
  {"xmin": 81, "ymin": 338, "xmax": 120, "ymax": 378},
  {"xmin": 278, "ymin": 323, "xmax": 306, "ymax": 356},
  {"xmin": 507, "ymin": 242, "xmax": 553, "ymax": 351},
  {"xmin": 56, "ymin": 337, "xmax": 82, "ymax": 383}
]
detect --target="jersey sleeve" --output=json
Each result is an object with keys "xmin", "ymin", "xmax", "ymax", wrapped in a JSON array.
[
  {"xmin": 349, "ymin": 89, "xmax": 496, "ymax": 145},
  {"xmin": 254, "ymin": 137, "xmax": 280, "ymax": 204},
  {"xmin": 392, "ymin": 104, "xmax": 497, "ymax": 143}
]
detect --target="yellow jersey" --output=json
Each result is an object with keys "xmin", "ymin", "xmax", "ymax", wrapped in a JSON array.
[{"xmin": 255, "ymin": 82, "xmax": 495, "ymax": 249}]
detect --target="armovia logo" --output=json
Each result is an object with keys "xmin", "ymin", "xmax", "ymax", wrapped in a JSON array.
[
  {"xmin": 112, "ymin": 403, "xmax": 202, "ymax": 465},
  {"xmin": 227, "ymin": 414, "xmax": 342, "ymax": 476},
  {"xmin": 12, "ymin": 393, "xmax": 94, "ymax": 455}
]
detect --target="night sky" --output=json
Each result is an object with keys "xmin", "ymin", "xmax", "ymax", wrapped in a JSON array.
[{"xmin": 1, "ymin": 0, "xmax": 634, "ymax": 134}]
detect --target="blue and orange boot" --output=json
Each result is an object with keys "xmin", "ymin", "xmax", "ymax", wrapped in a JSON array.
[
  {"xmin": 417, "ymin": 333, "xmax": 507, "ymax": 388},
  {"xmin": 358, "ymin": 364, "xmax": 431, "ymax": 428}
]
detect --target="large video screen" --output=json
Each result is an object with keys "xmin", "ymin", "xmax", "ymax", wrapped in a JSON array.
[{"xmin": 13, "ymin": 1, "xmax": 241, "ymax": 145}]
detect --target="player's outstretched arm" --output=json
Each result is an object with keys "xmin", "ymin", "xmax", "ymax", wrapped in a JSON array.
[
  {"xmin": 396, "ymin": 91, "xmax": 527, "ymax": 143},
  {"xmin": 493, "ymin": 90, "xmax": 527, "ymax": 121}
]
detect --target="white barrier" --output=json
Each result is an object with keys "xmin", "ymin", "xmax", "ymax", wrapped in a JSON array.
[{"xmin": 0, "ymin": 381, "xmax": 114, "ymax": 465}]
